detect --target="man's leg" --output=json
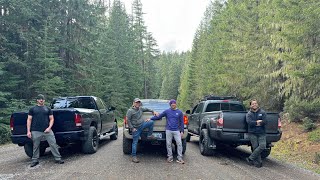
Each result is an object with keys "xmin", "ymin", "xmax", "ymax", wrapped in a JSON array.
[
  {"xmin": 142, "ymin": 120, "xmax": 154, "ymax": 137},
  {"xmin": 131, "ymin": 126, "xmax": 142, "ymax": 157},
  {"xmin": 250, "ymin": 134, "xmax": 266, "ymax": 166},
  {"xmin": 166, "ymin": 130, "xmax": 174, "ymax": 161},
  {"xmin": 31, "ymin": 131, "xmax": 43, "ymax": 163},
  {"xmin": 173, "ymin": 131, "xmax": 183, "ymax": 161},
  {"xmin": 44, "ymin": 130, "xmax": 62, "ymax": 161}
]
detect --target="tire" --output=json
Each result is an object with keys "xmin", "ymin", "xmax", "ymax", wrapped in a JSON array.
[
  {"xmin": 24, "ymin": 143, "xmax": 33, "ymax": 158},
  {"xmin": 82, "ymin": 126, "xmax": 99, "ymax": 154},
  {"xmin": 182, "ymin": 138, "xmax": 187, "ymax": 154},
  {"xmin": 24, "ymin": 143, "xmax": 46, "ymax": 158},
  {"xmin": 110, "ymin": 122, "xmax": 118, "ymax": 140},
  {"xmin": 199, "ymin": 129, "xmax": 215, "ymax": 156},
  {"xmin": 186, "ymin": 133, "xmax": 191, "ymax": 142},
  {"xmin": 250, "ymin": 146, "xmax": 271, "ymax": 159},
  {"xmin": 122, "ymin": 135, "xmax": 132, "ymax": 154}
]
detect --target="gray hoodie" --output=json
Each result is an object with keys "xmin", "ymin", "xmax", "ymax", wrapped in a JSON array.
[{"xmin": 126, "ymin": 106, "xmax": 154, "ymax": 128}]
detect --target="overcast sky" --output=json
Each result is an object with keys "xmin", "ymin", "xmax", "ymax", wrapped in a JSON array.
[{"xmin": 123, "ymin": 0, "xmax": 211, "ymax": 52}]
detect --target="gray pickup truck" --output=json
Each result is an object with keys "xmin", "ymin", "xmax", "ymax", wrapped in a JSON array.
[
  {"xmin": 187, "ymin": 96, "xmax": 282, "ymax": 158},
  {"xmin": 122, "ymin": 99, "xmax": 188, "ymax": 154}
]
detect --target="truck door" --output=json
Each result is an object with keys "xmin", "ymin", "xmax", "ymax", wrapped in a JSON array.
[
  {"xmin": 96, "ymin": 98, "xmax": 114, "ymax": 133},
  {"xmin": 189, "ymin": 102, "xmax": 204, "ymax": 135}
]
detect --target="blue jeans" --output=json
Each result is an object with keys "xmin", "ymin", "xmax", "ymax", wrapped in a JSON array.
[{"xmin": 132, "ymin": 120, "xmax": 154, "ymax": 156}]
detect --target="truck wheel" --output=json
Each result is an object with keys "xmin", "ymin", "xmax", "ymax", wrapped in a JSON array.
[
  {"xmin": 24, "ymin": 143, "xmax": 33, "ymax": 158},
  {"xmin": 199, "ymin": 129, "xmax": 215, "ymax": 156},
  {"xmin": 123, "ymin": 135, "xmax": 132, "ymax": 154},
  {"xmin": 261, "ymin": 147, "xmax": 271, "ymax": 159},
  {"xmin": 182, "ymin": 138, "xmax": 187, "ymax": 154},
  {"xmin": 250, "ymin": 146, "xmax": 271, "ymax": 159},
  {"xmin": 24, "ymin": 143, "xmax": 46, "ymax": 158},
  {"xmin": 82, "ymin": 126, "xmax": 99, "ymax": 154},
  {"xmin": 186, "ymin": 134, "xmax": 191, "ymax": 142},
  {"xmin": 110, "ymin": 122, "xmax": 118, "ymax": 140}
]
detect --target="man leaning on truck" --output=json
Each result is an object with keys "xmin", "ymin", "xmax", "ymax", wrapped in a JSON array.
[
  {"xmin": 126, "ymin": 98, "xmax": 159, "ymax": 163},
  {"xmin": 245, "ymin": 99, "xmax": 267, "ymax": 168},
  {"xmin": 27, "ymin": 94, "xmax": 64, "ymax": 167}
]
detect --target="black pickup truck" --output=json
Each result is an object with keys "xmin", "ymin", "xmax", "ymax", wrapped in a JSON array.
[
  {"xmin": 187, "ymin": 96, "xmax": 282, "ymax": 158},
  {"xmin": 10, "ymin": 96, "xmax": 118, "ymax": 157}
]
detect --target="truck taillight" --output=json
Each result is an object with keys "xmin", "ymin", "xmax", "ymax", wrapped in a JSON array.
[
  {"xmin": 124, "ymin": 116, "xmax": 129, "ymax": 128},
  {"xmin": 278, "ymin": 117, "xmax": 282, "ymax": 130},
  {"xmin": 183, "ymin": 115, "xmax": 188, "ymax": 125},
  {"xmin": 10, "ymin": 116, "xmax": 14, "ymax": 130},
  {"xmin": 74, "ymin": 114, "xmax": 82, "ymax": 127},
  {"xmin": 217, "ymin": 118, "xmax": 223, "ymax": 128}
]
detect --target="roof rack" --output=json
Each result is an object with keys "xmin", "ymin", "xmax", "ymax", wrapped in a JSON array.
[{"xmin": 201, "ymin": 95, "xmax": 238, "ymax": 101}]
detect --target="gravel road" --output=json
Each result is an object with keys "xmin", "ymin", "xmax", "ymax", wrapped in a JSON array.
[{"xmin": 0, "ymin": 128, "xmax": 319, "ymax": 180}]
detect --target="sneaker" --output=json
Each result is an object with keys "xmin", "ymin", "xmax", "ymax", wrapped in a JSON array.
[
  {"xmin": 55, "ymin": 160, "xmax": 64, "ymax": 164},
  {"xmin": 167, "ymin": 157, "xmax": 173, "ymax": 163},
  {"xmin": 246, "ymin": 157, "xmax": 254, "ymax": 166},
  {"xmin": 176, "ymin": 159, "xmax": 185, "ymax": 164},
  {"xmin": 132, "ymin": 156, "xmax": 140, "ymax": 163},
  {"xmin": 30, "ymin": 161, "xmax": 39, "ymax": 167}
]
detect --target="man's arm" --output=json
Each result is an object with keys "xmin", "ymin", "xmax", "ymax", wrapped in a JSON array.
[
  {"xmin": 150, "ymin": 110, "xmax": 166, "ymax": 120},
  {"xmin": 246, "ymin": 112, "xmax": 257, "ymax": 127},
  {"xmin": 179, "ymin": 111, "xmax": 184, "ymax": 133},
  {"xmin": 258, "ymin": 111, "xmax": 267, "ymax": 126},
  {"xmin": 44, "ymin": 115, "xmax": 54, "ymax": 133},
  {"xmin": 141, "ymin": 107, "xmax": 159, "ymax": 116},
  {"xmin": 27, "ymin": 115, "xmax": 32, "ymax": 138},
  {"xmin": 126, "ymin": 110, "xmax": 134, "ymax": 129}
]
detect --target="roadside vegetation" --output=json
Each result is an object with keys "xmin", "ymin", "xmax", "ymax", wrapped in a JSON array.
[{"xmin": 0, "ymin": 0, "xmax": 319, "ymax": 174}]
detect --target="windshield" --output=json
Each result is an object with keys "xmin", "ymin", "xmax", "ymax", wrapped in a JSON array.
[
  {"xmin": 51, "ymin": 97, "xmax": 96, "ymax": 109},
  {"xmin": 141, "ymin": 100, "xmax": 170, "ymax": 113}
]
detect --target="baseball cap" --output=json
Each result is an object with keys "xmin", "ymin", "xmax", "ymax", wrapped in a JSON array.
[
  {"xmin": 169, "ymin": 99, "xmax": 176, "ymax": 105},
  {"xmin": 133, "ymin": 98, "xmax": 141, "ymax": 103},
  {"xmin": 36, "ymin": 94, "xmax": 45, "ymax": 100}
]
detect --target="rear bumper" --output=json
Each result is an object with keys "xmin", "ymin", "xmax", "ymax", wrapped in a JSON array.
[
  {"xmin": 11, "ymin": 130, "xmax": 85, "ymax": 146},
  {"xmin": 123, "ymin": 128, "xmax": 188, "ymax": 141},
  {"xmin": 209, "ymin": 128, "xmax": 282, "ymax": 145}
]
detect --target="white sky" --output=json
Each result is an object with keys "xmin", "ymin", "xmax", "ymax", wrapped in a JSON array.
[{"xmin": 123, "ymin": 0, "xmax": 211, "ymax": 52}]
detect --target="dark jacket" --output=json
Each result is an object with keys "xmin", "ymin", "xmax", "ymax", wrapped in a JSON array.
[{"xmin": 246, "ymin": 108, "xmax": 267, "ymax": 134}]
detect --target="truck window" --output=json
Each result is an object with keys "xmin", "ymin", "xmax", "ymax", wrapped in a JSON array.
[
  {"xmin": 221, "ymin": 103, "xmax": 229, "ymax": 111},
  {"xmin": 195, "ymin": 103, "xmax": 204, "ymax": 113},
  {"xmin": 79, "ymin": 98, "xmax": 96, "ymax": 109},
  {"xmin": 205, "ymin": 103, "xmax": 220, "ymax": 112},
  {"xmin": 191, "ymin": 104, "xmax": 198, "ymax": 114},
  {"xmin": 95, "ymin": 98, "xmax": 106, "ymax": 110},
  {"xmin": 230, "ymin": 103, "xmax": 245, "ymax": 111}
]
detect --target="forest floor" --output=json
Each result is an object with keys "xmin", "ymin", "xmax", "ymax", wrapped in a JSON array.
[{"xmin": 271, "ymin": 116, "xmax": 320, "ymax": 174}]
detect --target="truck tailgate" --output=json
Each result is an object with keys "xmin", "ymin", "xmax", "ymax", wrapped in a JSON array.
[{"xmin": 222, "ymin": 112, "xmax": 248, "ymax": 133}]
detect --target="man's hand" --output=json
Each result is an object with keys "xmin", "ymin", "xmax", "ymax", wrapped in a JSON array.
[
  {"xmin": 153, "ymin": 111, "xmax": 159, "ymax": 116},
  {"xmin": 132, "ymin": 128, "xmax": 137, "ymax": 132},
  {"xmin": 145, "ymin": 118, "xmax": 151, "ymax": 122},
  {"xmin": 44, "ymin": 128, "xmax": 51, "ymax": 133},
  {"xmin": 256, "ymin": 120, "xmax": 263, "ymax": 126},
  {"xmin": 180, "ymin": 132, "xmax": 183, "ymax": 137},
  {"xmin": 27, "ymin": 131, "xmax": 32, "ymax": 139}
]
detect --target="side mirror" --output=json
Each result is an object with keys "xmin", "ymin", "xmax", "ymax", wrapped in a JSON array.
[
  {"xmin": 186, "ymin": 110, "xmax": 191, "ymax": 114},
  {"xmin": 108, "ymin": 106, "xmax": 116, "ymax": 111}
]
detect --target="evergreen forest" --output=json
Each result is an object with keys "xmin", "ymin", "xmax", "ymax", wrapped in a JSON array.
[{"xmin": 0, "ymin": 0, "xmax": 319, "ymax": 143}]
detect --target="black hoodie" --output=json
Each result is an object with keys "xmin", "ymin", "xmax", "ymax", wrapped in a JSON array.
[{"xmin": 246, "ymin": 108, "xmax": 267, "ymax": 134}]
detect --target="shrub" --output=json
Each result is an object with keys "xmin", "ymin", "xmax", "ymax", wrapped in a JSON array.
[
  {"xmin": 0, "ymin": 123, "xmax": 11, "ymax": 144},
  {"xmin": 302, "ymin": 117, "xmax": 316, "ymax": 132},
  {"xmin": 308, "ymin": 128, "xmax": 320, "ymax": 142},
  {"xmin": 314, "ymin": 153, "xmax": 320, "ymax": 165},
  {"xmin": 284, "ymin": 97, "xmax": 320, "ymax": 123}
]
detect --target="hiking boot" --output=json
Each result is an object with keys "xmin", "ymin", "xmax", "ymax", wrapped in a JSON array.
[
  {"xmin": 30, "ymin": 161, "xmax": 39, "ymax": 167},
  {"xmin": 254, "ymin": 161, "xmax": 262, "ymax": 168},
  {"xmin": 176, "ymin": 159, "xmax": 185, "ymax": 164},
  {"xmin": 246, "ymin": 157, "xmax": 254, "ymax": 166},
  {"xmin": 132, "ymin": 156, "xmax": 140, "ymax": 163},
  {"xmin": 146, "ymin": 135, "xmax": 156, "ymax": 140},
  {"xmin": 55, "ymin": 160, "xmax": 64, "ymax": 164},
  {"xmin": 167, "ymin": 157, "xmax": 173, "ymax": 163}
]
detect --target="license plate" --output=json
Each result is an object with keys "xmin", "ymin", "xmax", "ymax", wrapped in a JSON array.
[{"xmin": 152, "ymin": 133, "xmax": 162, "ymax": 139}]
